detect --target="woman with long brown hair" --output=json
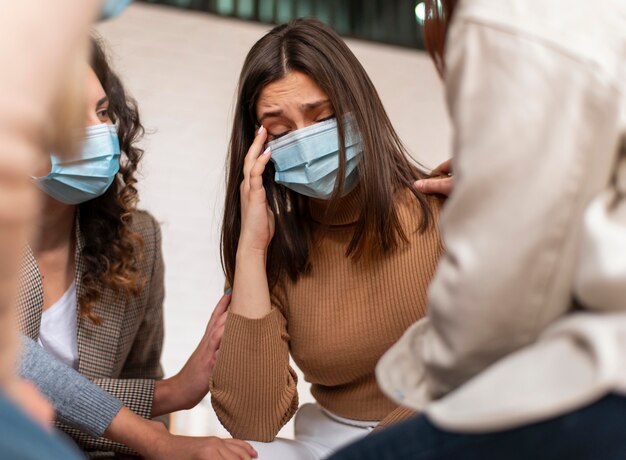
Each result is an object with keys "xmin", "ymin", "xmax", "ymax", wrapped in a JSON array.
[
  {"xmin": 23, "ymin": 36, "xmax": 255, "ymax": 459},
  {"xmin": 210, "ymin": 17, "xmax": 446, "ymax": 459},
  {"xmin": 331, "ymin": 0, "xmax": 626, "ymax": 458}
]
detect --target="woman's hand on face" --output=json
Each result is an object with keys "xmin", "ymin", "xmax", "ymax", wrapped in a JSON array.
[
  {"xmin": 238, "ymin": 126, "xmax": 275, "ymax": 255},
  {"xmin": 414, "ymin": 159, "xmax": 454, "ymax": 197},
  {"xmin": 153, "ymin": 293, "xmax": 231, "ymax": 414}
]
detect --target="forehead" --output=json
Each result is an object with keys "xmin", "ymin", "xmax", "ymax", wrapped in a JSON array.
[
  {"xmin": 86, "ymin": 66, "xmax": 106, "ymax": 101},
  {"xmin": 256, "ymin": 71, "xmax": 328, "ymax": 112}
]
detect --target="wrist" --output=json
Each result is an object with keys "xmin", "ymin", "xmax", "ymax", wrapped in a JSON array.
[
  {"xmin": 236, "ymin": 244, "xmax": 268, "ymax": 261},
  {"xmin": 152, "ymin": 376, "xmax": 186, "ymax": 416},
  {"xmin": 104, "ymin": 407, "xmax": 169, "ymax": 456},
  {"xmin": 167, "ymin": 373, "xmax": 194, "ymax": 411},
  {"xmin": 137, "ymin": 419, "xmax": 171, "ymax": 457}
]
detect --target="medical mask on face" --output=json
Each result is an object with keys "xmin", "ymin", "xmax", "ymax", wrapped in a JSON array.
[
  {"xmin": 268, "ymin": 115, "xmax": 363, "ymax": 200},
  {"xmin": 33, "ymin": 124, "xmax": 121, "ymax": 205}
]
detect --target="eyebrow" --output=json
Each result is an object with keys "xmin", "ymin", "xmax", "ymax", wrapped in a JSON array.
[
  {"xmin": 258, "ymin": 99, "xmax": 331, "ymax": 123},
  {"xmin": 301, "ymin": 99, "xmax": 330, "ymax": 111},
  {"xmin": 96, "ymin": 96, "xmax": 109, "ymax": 109}
]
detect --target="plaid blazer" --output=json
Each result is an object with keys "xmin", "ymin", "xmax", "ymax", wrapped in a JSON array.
[{"xmin": 17, "ymin": 210, "xmax": 165, "ymax": 458}]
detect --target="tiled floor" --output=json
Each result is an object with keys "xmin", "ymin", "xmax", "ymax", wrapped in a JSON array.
[{"xmin": 97, "ymin": 3, "xmax": 450, "ymax": 438}]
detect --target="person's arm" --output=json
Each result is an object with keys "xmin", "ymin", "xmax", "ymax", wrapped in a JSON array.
[
  {"xmin": 210, "ymin": 126, "xmax": 298, "ymax": 441},
  {"xmin": 210, "ymin": 301, "xmax": 299, "ymax": 441},
  {"xmin": 20, "ymin": 337, "xmax": 257, "ymax": 459},
  {"xmin": 19, "ymin": 336, "xmax": 123, "ymax": 438},
  {"xmin": 105, "ymin": 407, "xmax": 257, "ymax": 460},
  {"xmin": 393, "ymin": 18, "xmax": 624, "ymax": 403},
  {"xmin": 229, "ymin": 126, "xmax": 275, "ymax": 321}
]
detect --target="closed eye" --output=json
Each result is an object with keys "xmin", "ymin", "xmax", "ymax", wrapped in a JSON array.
[
  {"xmin": 269, "ymin": 131, "xmax": 289, "ymax": 141},
  {"xmin": 268, "ymin": 115, "xmax": 336, "ymax": 141},
  {"xmin": 316, "ymin": 115, "xmax": 336, "ymax": 123}
]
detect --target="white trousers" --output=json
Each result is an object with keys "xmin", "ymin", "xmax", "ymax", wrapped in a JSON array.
[{"xmin": 249, "ymin": 404, "xmax": 377, "ymax": 460}]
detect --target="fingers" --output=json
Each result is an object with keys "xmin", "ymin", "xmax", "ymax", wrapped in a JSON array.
[
  {"xmin": 208, "ymin": 315, "xmax": 227, "ymax": 353},
  {"xmin": 217, "ymin": 447, "xmax": 244, "ymax": 460},
  {"xmin": 210, "ymin": 349, "xmax": 220, "ymax": 366},
  {"xmin": 224, "ymin": 440, "xmax": 257, "ymax": 459},
  {"xmin": 207, "ymin": 306, "xmax": 228, "ymax": 345},
  {"xmin": 243, "ymin": 126, "xmax": 268, "ymax": 184},
  {"xmin": 249, "ymin": 147, "xmax": 272, "ymax": 192},
  {"xmin": 208, "ymin": 293, "xmax": 231, "ymax": 329},
  {"xmin": 431, "ymin": 158, "xmax": 452, "ymax": 176},
  {"xmin": 414, "ymin": 177, "xmax": 454, "ymax": 197},
  {"xmin": 215, "ymin": 310, "xmax": 228, "ymax": 331}
]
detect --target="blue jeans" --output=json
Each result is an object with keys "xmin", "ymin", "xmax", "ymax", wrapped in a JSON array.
[{"xmin": 329, "ymin": 394, "xmax": 626, "ymax": 460}]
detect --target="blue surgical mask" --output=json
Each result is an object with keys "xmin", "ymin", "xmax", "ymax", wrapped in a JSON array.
[
  {"xmin": 268, "ymin": 115, "xmax": 363, "ymax": 200},
  {"xmin": 33, "ymin": 124, "xmax": 121, "ymax": 205},
  {"xmin": 100, "ymin": 0, "xmax": 132, "ymax": 20}
]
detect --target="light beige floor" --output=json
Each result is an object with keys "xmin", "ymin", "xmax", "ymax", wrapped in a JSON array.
[{"xmin": 97, "ymin": 3, "xmax": 451, "ymax": 438}]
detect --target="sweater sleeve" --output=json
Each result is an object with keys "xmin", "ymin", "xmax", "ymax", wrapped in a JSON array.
[
  {"xmin": 55, "ymin": 380, "xmax": 153, "ymax": 457},
  {"xmin": 210, "ymin": 300, "xmax": 299, "ymax": 441},
  {"xmin": 19, "ymin": 336, "xmax": 123, "ymax": 438},
  {"xmin": 375, "ymin": 407, "xmax": 417, "ymax": 432}
]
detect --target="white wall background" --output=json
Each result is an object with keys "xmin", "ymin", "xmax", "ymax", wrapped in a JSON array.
[{"xmin": 97, "ymin": 2, "xmax": 451, "ymax": 438}]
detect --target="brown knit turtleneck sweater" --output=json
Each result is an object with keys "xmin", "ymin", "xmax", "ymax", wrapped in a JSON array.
[{"xmin": 211, "ymin": 189, "xmax": 443, "ymax": 442}]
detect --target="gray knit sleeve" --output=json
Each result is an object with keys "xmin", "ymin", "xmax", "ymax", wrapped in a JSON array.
[{"xmin": 19, "ymin": 336, "xmax": 123, "ymax": 438}]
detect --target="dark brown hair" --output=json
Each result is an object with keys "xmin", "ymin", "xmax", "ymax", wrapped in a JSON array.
[
  {"xmin": 222, "ymin": 18, "xmax": 435, "ymax": 289},
  {"xmin": 424, "ymin": 0, "xmax": 458, "ymax": 77},
  {"xmin": 78, "ymin": 36, "xmax": 145, "ymax": 324}
]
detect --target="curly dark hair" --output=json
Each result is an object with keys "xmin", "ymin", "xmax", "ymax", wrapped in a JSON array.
[{"xmin": 78, "ymin": 36, "xmax": 146, "ymax": 324}]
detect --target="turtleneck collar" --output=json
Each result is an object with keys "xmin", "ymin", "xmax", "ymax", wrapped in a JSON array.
[{"xmin": 308, "ymin": 188, "xmax": 361, "ymax": 226}]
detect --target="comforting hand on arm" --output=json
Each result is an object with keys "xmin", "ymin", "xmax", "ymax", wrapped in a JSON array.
[
  {"xmin": 415, "ymin": 159, "xmax": 454, "ymax": 197},
  {"xmin": 152, "ymin": 292, "xmax": 231, "ymax": 416}
]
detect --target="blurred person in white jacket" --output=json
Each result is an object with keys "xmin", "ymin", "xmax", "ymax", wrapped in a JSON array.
[{"xmin": 331, "ymin": 0, "xmax": 626, "ymax": 459}]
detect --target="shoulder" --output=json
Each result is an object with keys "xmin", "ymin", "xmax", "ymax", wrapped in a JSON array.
[
  {"xmin": 129, "ymin": 210, "xmax": 161, "ymax": 244},
  {"xmin": 396, "ymin": 188, "xmax": 444, "ymax": 230},
  {"xmin": 453, "ymin": 0, "xmax": 624, "ymax": 82},
  {"xmin": 128, "ymin": 211, "xmax": 163, "ymax": 269}
]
